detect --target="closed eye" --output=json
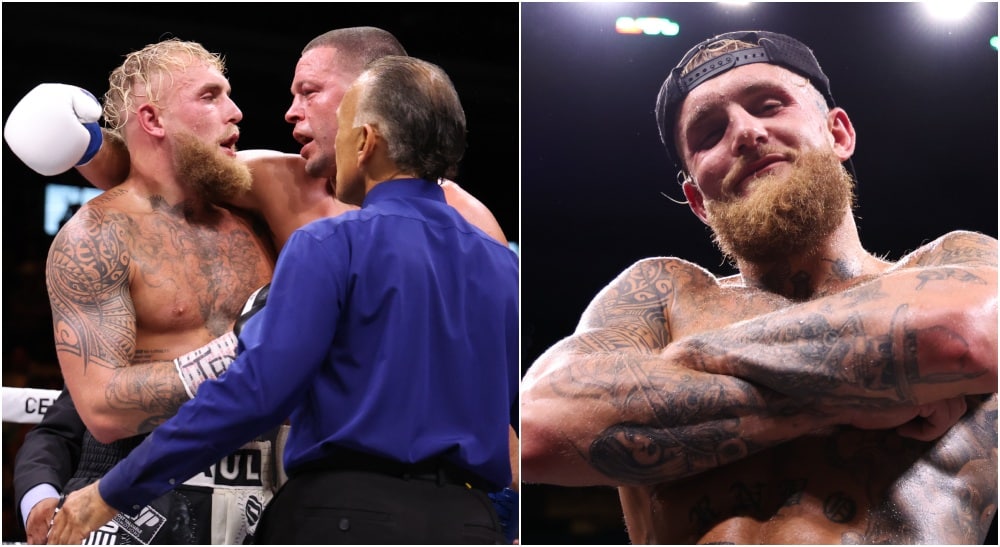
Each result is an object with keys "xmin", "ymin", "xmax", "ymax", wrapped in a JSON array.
[
  {"xmin": 687, "ymin": 116, "xmax": 729, "ymax": 152},
  {"xmin": 754, "ymin": 99, "xmax": 784, "ymax": 116}
]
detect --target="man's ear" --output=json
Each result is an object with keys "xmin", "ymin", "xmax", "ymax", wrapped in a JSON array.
[
  {"xmin": 357, "ymin": 123, "xmax": 379, "ymax": 166},
  {"xmin": 827, "ymin": 107, "xmax": 856, "ymax": 161},
  {"xmin": 682, "ymin": 179, "xmax": 710, "ymax": 225},
  {"xmin": 136, "ymin": 104, "xmax": 165, "ymax": 137}
]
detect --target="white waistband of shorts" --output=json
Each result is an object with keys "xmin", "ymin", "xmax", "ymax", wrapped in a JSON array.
[{"xmin": 182, "ymin": 439, "xmax": 273, "ymax": 490}]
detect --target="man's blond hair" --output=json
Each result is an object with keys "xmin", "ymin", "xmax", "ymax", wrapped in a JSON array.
[
  {"xmin": 103, "ymin": 38, "xmax": 225, "ymax": 137},
  {"xmin": 681, "ymin": 38, "xmax": 759, "ymax": 76}
]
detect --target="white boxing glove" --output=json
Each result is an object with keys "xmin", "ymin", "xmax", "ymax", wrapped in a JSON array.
[
  {"xmin": 3, "ymin": 83, "xmax": 104, "ymax": 176},
  {"xmin": 173, "ymin": 331, "xmax": 239, "ymax": 399}
]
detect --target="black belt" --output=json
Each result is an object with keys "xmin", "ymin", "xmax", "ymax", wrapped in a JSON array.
[{"xmin": 289, "ymin": 448, "xmax": 494, "ymax": 492}]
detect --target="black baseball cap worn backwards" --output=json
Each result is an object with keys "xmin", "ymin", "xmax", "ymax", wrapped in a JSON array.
[{"xmin": 655, "ymin": 30, "xmax": 837, "ymax": 174}]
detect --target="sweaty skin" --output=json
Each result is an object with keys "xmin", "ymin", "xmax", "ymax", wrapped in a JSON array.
[
  {"xmin": 522, "ymin": 231, "xmax": 997, "ymax": 544},
  {"xmin": 48, "ymin": 183, "xmax": 275, "ymax": 442},
  {"xmin": 524, "ymin": 52, "xmax": 996, "ymax": 544},
  {"xmin": 82, "ymin": 143, "xmax": 508, "ymax": 249},
  {"xmin": 48, "ymin": 55, "xmax": 278, "ymax": 444}
]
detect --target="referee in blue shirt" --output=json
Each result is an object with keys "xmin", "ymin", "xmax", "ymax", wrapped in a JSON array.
[{"xmin": 50, "ymin": 55, "xmax": 519, "ymax": 544}]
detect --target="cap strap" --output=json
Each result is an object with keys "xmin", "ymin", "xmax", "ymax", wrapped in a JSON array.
[{"xmin": 679, "ymin": 47, "xmax": 770, "ymax": 94}]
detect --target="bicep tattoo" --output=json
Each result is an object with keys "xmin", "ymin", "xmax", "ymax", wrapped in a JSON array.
[{"xmin": 47, "ymin": 208, "xmax": 135, "ymax": 374}]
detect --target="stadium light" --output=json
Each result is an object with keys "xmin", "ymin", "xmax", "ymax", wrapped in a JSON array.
[
  {"xmin": 615, "ymin": 16, "xmax": 680, "ymax": 36},
  {"xmin": 923, "ymin": 1, "xmax": 977, "ymax": 21}
]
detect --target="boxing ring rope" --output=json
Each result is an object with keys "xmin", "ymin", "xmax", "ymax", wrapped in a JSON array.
[
  {"xmin": 2, "ymin": 386, "xmax": 60, "ymax": 425},
  {"xmin": 2, "ymin": 384, "xmax": 291, "ymax": 485}
]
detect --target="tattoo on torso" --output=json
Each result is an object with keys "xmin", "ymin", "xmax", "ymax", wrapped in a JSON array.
[{"xmin": 47, "ymin": 194, "xmax": 274, "ymax": 431}]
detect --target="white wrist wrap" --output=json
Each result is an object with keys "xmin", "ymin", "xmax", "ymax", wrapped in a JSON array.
[{"xmin": 174, "ymin": 332, "xmax": 239, "ymax": 399}]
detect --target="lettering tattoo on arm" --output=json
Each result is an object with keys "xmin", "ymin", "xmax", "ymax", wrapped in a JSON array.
[
  {"xmin": 914, "ymin": 268, "xmax": 988, "ymax": 290},
  {"xmin": 912, "ymin": 230, "xmax": 998, "ymax": 269}
]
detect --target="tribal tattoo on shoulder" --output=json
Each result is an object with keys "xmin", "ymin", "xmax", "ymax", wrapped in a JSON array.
[
  {"xmin": 47, "ymin": 207, "xmax": 136, "ymax": 375},
  {"xmin": 575, "ymin": 260, "xmax": 676, "ymax": 351}
]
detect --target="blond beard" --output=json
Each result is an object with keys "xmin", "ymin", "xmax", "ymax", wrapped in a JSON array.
[
  {"xmin": 171, "ymin": 132, "xmax": 252, "ymax": 203},
  {"xmin": 703, "ymin": 148, "xmax": 855, "ymax": 263}
]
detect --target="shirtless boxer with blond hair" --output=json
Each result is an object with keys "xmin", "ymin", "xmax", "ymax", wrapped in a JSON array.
[{"xmin": 6, "ymin": 28, "xmax": 515, "ymax": 544}]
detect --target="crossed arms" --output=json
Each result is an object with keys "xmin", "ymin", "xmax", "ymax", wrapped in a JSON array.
[{"xmin": 521, "ymin": 230, "xmax": 997, "ymax": 487}]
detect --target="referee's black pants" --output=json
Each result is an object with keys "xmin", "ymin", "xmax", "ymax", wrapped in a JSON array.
[{"xmin": 253, "ymin": 468, "xmax": 505, "ymax": 544}]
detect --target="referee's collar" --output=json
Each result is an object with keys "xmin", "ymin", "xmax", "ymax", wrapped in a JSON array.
[{"xmin": 362, "ymin": 178, "xmax": 444, "ymax": 207}]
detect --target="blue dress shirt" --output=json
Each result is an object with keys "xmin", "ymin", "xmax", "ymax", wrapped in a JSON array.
[{"xmin": 99, "ymin": 178, "xmax": 519, "ymax": 514}]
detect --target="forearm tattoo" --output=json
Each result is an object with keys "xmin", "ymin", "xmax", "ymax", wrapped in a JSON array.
[
  {"xmin": 105, "ymin": 362, "xmax": 189, "ymax": 432},
  {"xmin": 681, "ymin": 271, "xmax": 988, "ymax": 405},
  {"xmin": 544, "ymin": 261, "xmax": 810, "ymax": 482}
]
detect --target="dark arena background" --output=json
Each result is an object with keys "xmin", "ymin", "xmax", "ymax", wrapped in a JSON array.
[
  {"xmin": 1, "ymin": 2, "xmax": 516, "ymax": 543},
  {"xmin": 520, "ymin": 2, "xmax": 997, "ymax": 544}
]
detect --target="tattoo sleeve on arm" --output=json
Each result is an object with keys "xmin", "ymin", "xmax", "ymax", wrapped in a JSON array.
[
  {"xmin": 46, "ymin": 207, "xmax": 185, "ymax": 437},
  {"xmin": 47, "ymin": 208, "xmax": 136, "ymax": 376},
  {"xmin": 105, "ymin": 361, "xmax": 190, "ymax": 433},
  {"xmin": 530, "ymin": 260, "xmax": 828, "ymax": 484},
  {"xmin": 574, "ymin": 348, "xmax": 816, "ymax": 484},
  {"xmin": 676, "ymin": 263, "xmax": 995, "ymax": 405}
]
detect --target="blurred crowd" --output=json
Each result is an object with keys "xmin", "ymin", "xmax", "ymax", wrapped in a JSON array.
[{"xmin": 3, "ymin": 253, "xmax": 64, "ymax": 543}]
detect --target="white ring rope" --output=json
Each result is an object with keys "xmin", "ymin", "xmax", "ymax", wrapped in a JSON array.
[
  {"xmin": 2, "ymin": 386, "xmax": 61, "ymax": 424},
  {"xmin": 2, "ymin": 385, "xmax": 291, "ymax": 488}
]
